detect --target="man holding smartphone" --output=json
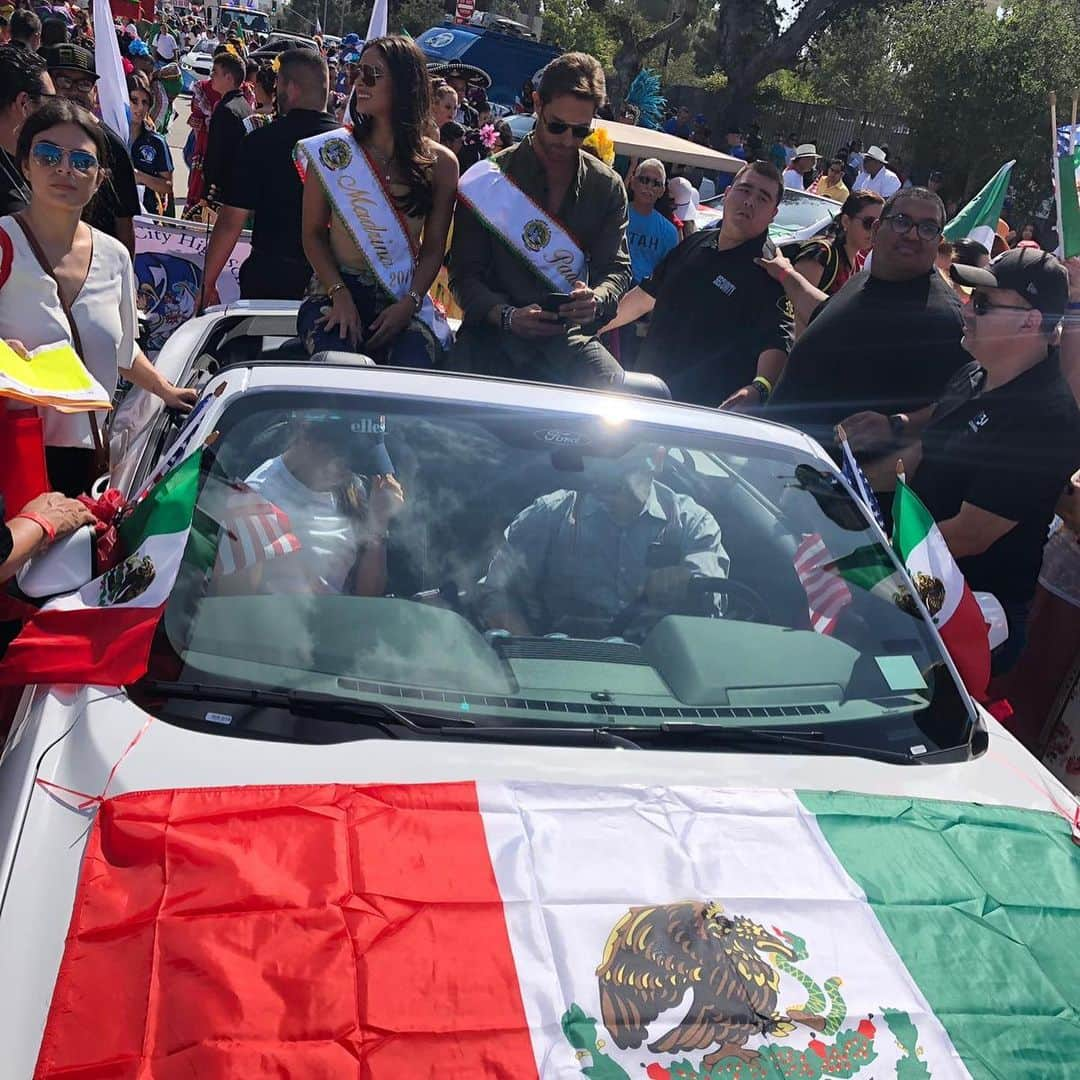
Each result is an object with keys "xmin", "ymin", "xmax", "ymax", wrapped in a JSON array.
[{"xmin": 449, "ymin": 52, "xmax": 632, "ymax": 388}]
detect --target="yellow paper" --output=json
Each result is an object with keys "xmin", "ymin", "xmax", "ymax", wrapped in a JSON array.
[{"xmin": 0, "ymin": 339, "xmax": 111, "ymax": 410}]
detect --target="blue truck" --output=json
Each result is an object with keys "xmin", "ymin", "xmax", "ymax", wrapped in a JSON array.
[{"xmin": 415, "ymin": 23, "xmax": 561, "ymax": 110}]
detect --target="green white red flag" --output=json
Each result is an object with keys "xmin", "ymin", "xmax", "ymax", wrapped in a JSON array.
[
  {"xmin": 33, "ymin": 781, "xmax": 1080, "ymax": 1078},
  {"xmin": 891, "ymin": 477, "xmax": 991, "ymax": 701},
  {"xmin": 942, "ymin": 160, "xmax": 1014, "ymax": 255},
  {"xmin": 0, "ymin": 451, "xmax": 204, "ymax": 687}
]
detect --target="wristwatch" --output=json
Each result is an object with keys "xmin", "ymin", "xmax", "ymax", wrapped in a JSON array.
[
  {"xmin": 406, "ymin": 289, "xmax": 423, "ymax": 311},
  {"xmin": 500, "ymin": 305, "xmax": 516, "ymax": 333}
]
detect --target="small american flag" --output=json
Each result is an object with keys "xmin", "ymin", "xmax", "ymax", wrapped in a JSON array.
[
  {"xmin": 215, "ymin": 484, "xmax": 301, "ymax": 576},
  {"xmin": 793, "ymin": 532, "xmax": 853, "ymax": 636},
  {"xmin": 1057, "ymin": 123, "xmax": 1080, "ymax": 158},
  {"xmin": 839, "ymin": 436, "xmax": 886, "ymax": 531}
]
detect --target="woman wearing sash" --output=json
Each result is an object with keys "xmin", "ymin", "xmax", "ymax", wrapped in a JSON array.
[{"xmin": 298, "ymin": 36, "xmax": 458, "ymax": 366}]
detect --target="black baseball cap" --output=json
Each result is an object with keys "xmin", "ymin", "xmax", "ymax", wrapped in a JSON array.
[
  {"xmin": 40, "ymin": 43, "xmax": 98, "ymax": 79},
  {"xmin": 950, "ymin": 247, "xmax": 1069, "ymax": 318}
]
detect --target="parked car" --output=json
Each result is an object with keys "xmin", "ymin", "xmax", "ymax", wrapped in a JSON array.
[
  {"xmin": 178, "ymin": 38, "xmax": 216, "ymax": 91},
  {"xmin": 1, "ymin": 320, "xmax": 1073, "ymax": 1079},
  {"xmin": 698, "ymin": 185, "xmax": 841, "ymax": 243}
]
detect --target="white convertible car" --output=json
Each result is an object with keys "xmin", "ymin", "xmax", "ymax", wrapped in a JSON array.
[{"xmin": 1, "ymin": 311, "xmax": 1076, "ymax": 1078}]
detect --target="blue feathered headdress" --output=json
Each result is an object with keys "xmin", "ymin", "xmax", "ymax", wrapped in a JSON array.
[{"xmin": 625, "ymin": 69, "xmax": 666, "ymax": 130}]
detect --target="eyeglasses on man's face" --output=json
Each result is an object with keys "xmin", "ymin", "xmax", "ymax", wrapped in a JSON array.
[
  {"xmin": 880, "ymin": 212, "xmax": 943, "ymax": 242},
  {"xmin": 970, "ymin": 292, "xmax": 1033, "ymax": 317}
]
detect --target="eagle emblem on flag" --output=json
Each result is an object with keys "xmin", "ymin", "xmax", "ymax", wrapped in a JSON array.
[
  {"xmin": 893, "ymin": 572, "xmax": 946, "ymax": 619},
  {"xmin": 561, "ymin": 901, "xmax": 932, "ymax": 1079},
  {"xmin": 98, "ymin": 554, "xmax": 156, "ymax": 607}
]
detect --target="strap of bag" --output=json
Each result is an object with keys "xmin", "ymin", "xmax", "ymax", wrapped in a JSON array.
[{"xmin": 11, "ymin": 212, "xmax": 104, "ymax": 454}]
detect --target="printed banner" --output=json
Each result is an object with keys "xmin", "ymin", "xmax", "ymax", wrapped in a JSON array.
[{"xmin": 134, "ymin": 216, "xmax": 250, "ymax": 354}]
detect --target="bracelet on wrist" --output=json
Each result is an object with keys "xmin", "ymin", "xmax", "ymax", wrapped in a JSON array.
[
  {"xmin": 327, "ymin": 282, "xmax": 347, "ymax": 301},
  {"xmin": 13, "ymin": 511, "xmax": 56, "ymax": 543},
  {"xmin": 501, "ymin": 305, "xmax": 516, "ymax": 333},
  {"xmin": 406, "ymin": 289, "xmax": 423, "ymax": 311},
  {"xmin": 751, "ymin": 375, "xmax": 773, "ymax": 403}
]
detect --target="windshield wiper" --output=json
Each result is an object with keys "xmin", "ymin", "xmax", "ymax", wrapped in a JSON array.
[
  {"xmin": 440, "ymin": 725, "xmax": 641, "ymax": 750},
  {"xmin": 136, "ymin": 679, "xmax": 476, "ymax": 732},
  {"xmin": 651, "ymin": 721, "xmax": 924, "ymax": 762}
]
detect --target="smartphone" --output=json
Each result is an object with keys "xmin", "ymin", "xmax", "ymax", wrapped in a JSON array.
[{"xmin": 540, "ymin": 292, "xmax": 574, "ymax": 313}]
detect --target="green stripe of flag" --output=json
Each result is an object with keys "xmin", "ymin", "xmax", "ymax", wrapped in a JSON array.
[
  {"xmin": 892, "ymin": 479, "xmax": 935, "ymax": 560},
  {"xmin": 1058, "ymin": 149, "xmax": 1080, "ymax": 259},
  {"xmin": 118, "ymin": 449, "xmax": 204, "ymax": 550},
  {"xmin": 800, "ymin": 790, "xmax": 1080, "ymax": 1080},
  {"xmin": 943, "ymin": 161, "xmax": 1013, "ymax": 244}
]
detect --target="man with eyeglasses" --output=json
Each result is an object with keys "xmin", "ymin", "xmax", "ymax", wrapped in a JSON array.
[
  {"xmin": 905, "ymin": 249, "xmax": 1080, "ymax": 671},
  {"xmin": 449, "ymin": 52, "xmax": 631, "ymax": 388},
  {"xmin": 41, "ymin": 43, "xmax": 140, "ymax": 256},
  {"xmin": 765, "ymin": 188, "xmax": 969, "ymax": 452},
  {"xmin": 602, "ymin": 160, "xmax": 792, "ymax": 410}
]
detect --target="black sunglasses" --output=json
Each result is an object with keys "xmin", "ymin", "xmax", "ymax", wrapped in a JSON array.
[
  {"xmin": 881, "ymin": 212, "xmax": 943, "ymax": 241},
  {"xmin": 971, "ymin": 293, "xmax": 1033, "ymax": 316},
  {"xmin": 544, "ymin": 114, "xmax": 591, "ymax": 140}
]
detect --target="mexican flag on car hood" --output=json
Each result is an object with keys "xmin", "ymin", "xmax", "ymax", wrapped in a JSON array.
[{"xmin": 35, "ymin": 781, "xmax": 1078, "ymax": 1078}]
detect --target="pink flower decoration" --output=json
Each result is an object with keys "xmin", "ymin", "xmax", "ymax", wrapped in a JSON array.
[{"xmin": 479, "ymin": 123, "xmax": 499, "ymax": 150}]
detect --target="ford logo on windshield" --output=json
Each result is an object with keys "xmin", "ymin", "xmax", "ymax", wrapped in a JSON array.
[{"xmin": 536, "ymin": 429, "xmax": 588, "ymax": 446}]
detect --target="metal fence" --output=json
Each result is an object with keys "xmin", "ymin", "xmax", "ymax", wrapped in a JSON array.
[{"xmin": 666, "ymin": 87, "xmax": 913, "ymax": 162}]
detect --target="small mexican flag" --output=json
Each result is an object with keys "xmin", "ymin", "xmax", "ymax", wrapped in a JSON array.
[
  {"xmin": 0, "ymin": 451, "xmax": 204, "ymax": 687},
  {"xmin": 32, "ymin": 781, "xmax": 1080, "ymax": 1079},
  {"xmin": 892, "ymin": 476, "xmax": 990, "ymax": 700},
  {"xmin": 942, "ymin": 160, "xmax": 1014, "ymax": 255}
]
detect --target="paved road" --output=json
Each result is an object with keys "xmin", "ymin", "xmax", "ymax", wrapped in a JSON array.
[{"xmin": 165, "ymin": 93, "xmax": 192, "ymax": 210}]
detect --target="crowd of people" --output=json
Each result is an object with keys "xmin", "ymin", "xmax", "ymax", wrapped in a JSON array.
[{"xmin": 0, "ymin": 4, "xmax": 1078, "ymax": 764}]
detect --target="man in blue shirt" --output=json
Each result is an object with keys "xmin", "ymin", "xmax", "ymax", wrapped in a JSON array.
[
  {"xmin": 662, "ymin": 104, "xmax": 692, "ymax": 139},
  {"xmin": 626, "ymin": 159, "xmax": 679, "ymax": 284},
  {"xmin": 481, "ymin": 447, "xmax": 729, "ymax": 638}
]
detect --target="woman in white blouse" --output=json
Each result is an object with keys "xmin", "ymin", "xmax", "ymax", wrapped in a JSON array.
[{"xmin": 0, "ymin": 99, "xmax": 194, "ymax": 496}]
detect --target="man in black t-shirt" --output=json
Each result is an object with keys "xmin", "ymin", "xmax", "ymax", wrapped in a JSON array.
[
  {"xmin": 0, "ymin": 45, "xmax": 51, "ymax": 217},
  {"xmin": 913, "ymin": 249, "xmax": 1080, "ymax": 670},
  {"xmin": 41, "ymin": 44, "xmax": 140, "ymax": 255},
  {"xmin": 766, "ymin": 188, "xmax": 969, "ymax": 450},
  {"xmin": 603, "ymin": 159, "xmax": 793, "ymax": 408},
  {"xmin": 201, "ymin": 49, "xmax": 335, "ymax": 305},
  {"xmin": 202, "ymin": 50, "xmax": 251, "ymax": 207}
]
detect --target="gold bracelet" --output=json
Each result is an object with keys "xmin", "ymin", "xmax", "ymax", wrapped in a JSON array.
[{"xmin": 327, "ymin": 282, "xmax": 347, "ymax": 301}]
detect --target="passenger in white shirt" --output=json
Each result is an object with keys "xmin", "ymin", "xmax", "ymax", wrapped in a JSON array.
[
  {"xmin": 852, "ymin": 145, "xmax": 901, "ymax": 198},
  {"xmin": 0, "ymin": 99, "xmax": 194, "ymax": 495},
  {"xmin": 783, "ymin": 143, "xmax": 818, "ymax": 190},
  {"xmin": 232, "ymin": 415, "xmax": 404, "ymax": 596}
]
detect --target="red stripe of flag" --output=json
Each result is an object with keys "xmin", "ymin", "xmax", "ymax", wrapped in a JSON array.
[{"xmin": 34, "ymin": 783, "xmax": 540, "ymax": 1078}]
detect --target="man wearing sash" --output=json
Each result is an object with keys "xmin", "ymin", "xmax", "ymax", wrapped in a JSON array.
[{"xmin": 449, "ymin": 52, "xmax": 631, "ymax": 389}]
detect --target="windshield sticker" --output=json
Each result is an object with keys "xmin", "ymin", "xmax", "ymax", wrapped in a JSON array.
[
  {"xmin": 352, "ymin": 415, "xmax": 387, "ymax": 435},
  {"xmin": 203, "ymin": 712, "xmax": 233, "ymax": 725},
  {"xmin": 535, "ymin": 429, "xmax": 590, "ymax": 447},
  {"xmin": 875, "ymin": 655, "xmax": 928, "ymax": 693}
]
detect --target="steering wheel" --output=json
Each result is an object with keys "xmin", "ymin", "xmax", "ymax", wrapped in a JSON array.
[{"xmin": 607, "ymin": 575, "xmax": 771, "ymax": 638}]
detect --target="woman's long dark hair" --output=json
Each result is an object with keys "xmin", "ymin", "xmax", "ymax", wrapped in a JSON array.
[
  {"xmin": 828, "ymin": 189, "xmax": 884, "ymax": 251},
  {"xmin": 349, "ymin": 35, "xmax": 434, "ymax": 219}
]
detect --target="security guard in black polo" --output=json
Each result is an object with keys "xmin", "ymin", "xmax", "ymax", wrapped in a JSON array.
[{"xmin": 603, "ymin": 160, "xmax": 793, "ymax": 408}]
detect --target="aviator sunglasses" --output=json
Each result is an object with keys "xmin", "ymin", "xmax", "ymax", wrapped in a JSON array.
[
  {"xmin": 30, "ymin": 140, "xmax": 98, "ymax": 175},
  {"xmin": 544, "ymin": 114, "xmax": 592, "ymax": 139},
  {"xmin": 354, "ymin": 63, "xmax": 386, "ymax": 87}
]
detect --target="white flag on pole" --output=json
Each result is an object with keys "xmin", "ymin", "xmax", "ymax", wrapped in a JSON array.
[
  {"xmin": 93, "ymin": 0, "xmax": 129, "ymax": 143},
  {"xmin": 367, "ymin": 0, "xmax": 388, "ymax": 41}
]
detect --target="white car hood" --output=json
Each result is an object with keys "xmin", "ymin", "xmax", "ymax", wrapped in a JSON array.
[{"xmin": 0, "ymin": 687, "xmax": 1074, "ymax": 1078}]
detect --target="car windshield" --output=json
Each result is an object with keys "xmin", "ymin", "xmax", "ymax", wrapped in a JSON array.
[
  {"xmin": 193, "ymin": 41, "xmax": 216, "ymax": 54},
  {"xmin": 134, "ymin": 389, "xmax": 975, "ymax": 758}
]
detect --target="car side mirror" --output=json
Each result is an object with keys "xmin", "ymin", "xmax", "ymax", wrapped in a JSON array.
[
  {"xmin": 973, "ymin": 591, "xmax": 1009, "ymax": 652},
  {"xmin": 15, "ymin": 524, "xmax": 95, "ymax": 600}
]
